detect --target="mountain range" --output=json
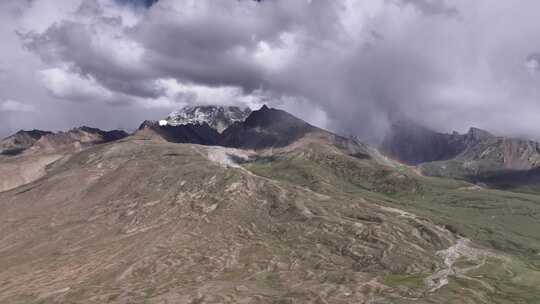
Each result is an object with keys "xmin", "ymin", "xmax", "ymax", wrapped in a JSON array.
[
  {"xmin": 382, "ymin": 120, "xmax": 540, "ymax": 191},
  {"xmin": 0, "ymin": 105, "xmax": 539, "ymax": 303}
]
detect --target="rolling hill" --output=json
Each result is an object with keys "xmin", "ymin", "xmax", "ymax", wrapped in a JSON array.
[{"xmin": 0, "ymin": 106, "xmax": 539, "ymax": 303}]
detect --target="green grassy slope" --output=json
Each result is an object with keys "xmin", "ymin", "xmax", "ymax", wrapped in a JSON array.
[{"xmin": 245, "ymin": 142, "xmax": 540, "ymax": 303}]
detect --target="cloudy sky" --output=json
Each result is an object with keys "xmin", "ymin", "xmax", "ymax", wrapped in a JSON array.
[{"xmin": 1, "ymin": 0, "xmax": 540, "ymax": 142}]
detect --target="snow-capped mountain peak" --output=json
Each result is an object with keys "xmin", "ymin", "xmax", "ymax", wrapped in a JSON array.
[{"xmin": 165, "ymin": 105, "xmax": 252, "ymax": 133}]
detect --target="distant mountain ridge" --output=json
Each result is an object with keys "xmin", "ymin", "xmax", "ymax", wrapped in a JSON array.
[
  {"xmin": 1, "ymin": 127, "xmax": 128, "ymax": 156},
  {"xmin": 0, "ymin": 130, "xmax": 53, "ymax": 156},
  {"xmin": 34, "ymin": 126, "xmax": 129, "ymax": 151},
  {"xmin": 137, "ymin": 105, "xmax": 371, "ymax": 158},
  {"xmin": 7, "ymin": 108, "xmax": 540, "ymax": 192},
  {"xmin": 381, "ymin": 120, "xmax": 540, "ymax": 185},
  {"xmin": 381, "ymin": 121, "xmax": 467, "ymax": 165},
  {"xmin": 139, "ymin": 105, "xmax": 316, "ymax": 149},
  {"xmin": 0, "ymin": 126, "xmax": 129, "ymax": 193}
]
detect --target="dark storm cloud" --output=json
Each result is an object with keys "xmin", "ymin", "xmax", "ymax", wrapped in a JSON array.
[
  {"xmin": 131, "ymin": 0, "xmax": 343, "ymax": 90},
  {"xmin": 21, "ymin": 19, "xmax": 163, "ymax": 99},
  {"xmin": 115, "ymin": 0, "xmax": 159, "ymax": 8},
  {"xmin": 21, "ymin": 0, "xmax": 346, "ymax": 101},
  {"xmin": 4, "ymin": 0, "xmax": 540, "ymax": 141}
]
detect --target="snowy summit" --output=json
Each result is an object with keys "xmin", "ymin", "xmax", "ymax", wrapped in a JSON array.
[{"xmin": 165, "ymin": 105, "xmax": 252, "ymax": 133}]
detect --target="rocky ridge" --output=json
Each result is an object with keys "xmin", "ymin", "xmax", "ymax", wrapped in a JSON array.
[
  {"xmin": 382, "ymin": 120, "xmax": 540, "ymax": 184},
  {"xmin": 0, "ymin": 129, "xmax": 52, "ymax": 156},
  {"xmin": 0, "ymin": 126, "xmax": 128, "ymax": 192},
  {"xmin": 138, "ymin": 105, "xmax": 369, "ymax": 155}
]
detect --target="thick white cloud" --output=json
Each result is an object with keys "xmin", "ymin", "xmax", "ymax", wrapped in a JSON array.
[
  {"xmin": 1, "ymin": 0, "xmax": 540, "ymax": 141},
  {"xmin": 0, "ymin": 100, "xmax": 35, "ymax": 113},
  {"xmin": 40, "ymin": 68, "xmax": 115, "ymax": 102}
]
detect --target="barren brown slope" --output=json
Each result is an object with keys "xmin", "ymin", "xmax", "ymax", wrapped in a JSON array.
[
  {"xmin": 0, "ymin": 127, "xmax": 128, "ymax": 193},
  {"xmin": 0, "ymin": 135, "xmax": 500, "ymax": 304},
  {"xmin": 1, "ymin": 131, "xmax": 539, "ymax": 303}
]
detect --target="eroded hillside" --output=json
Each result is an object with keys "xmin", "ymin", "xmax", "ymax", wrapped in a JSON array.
[{"xmin": 0, "ymin": 135, "xmax": 539, "ymax": 303}]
